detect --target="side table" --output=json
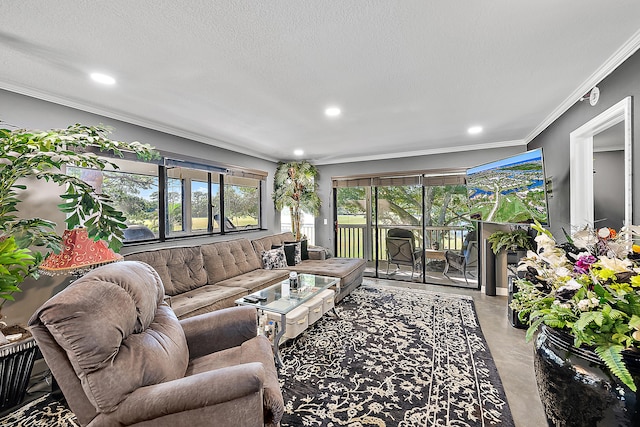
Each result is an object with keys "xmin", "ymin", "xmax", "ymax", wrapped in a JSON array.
[{"xmin": 0, "ymin": 336, "xmax": 38, "ymax": 411}]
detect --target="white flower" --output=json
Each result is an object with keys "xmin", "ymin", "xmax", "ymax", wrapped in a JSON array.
[
  {"xmin": 540, "ymin": 251, "xmax": 569, "ymax": 269},
  {"xmin": 598, "ymin": 228, "xmax": 611, "ymax": 238},
  {"xmin": 597, "ymin": 256, "xmax": 632, "ymax": 273},
  {"xmin": 577, "ymin": 299, "xmax": 590, "ymax": 311},
  {"xmin": 558, "ymin": 279, "xmax": 582, "ymax": 292},
  {"xmin": 553, "ymin": 302, "xmax": 571, "ymax": 309},
  {"xmin": 573, "ymin": 229, "xmax": 598, "ymax": 249},
  {"xmin": 554, "ymin": 267, "xmax": 572, "ymax": 278},
  {"xmin": 535, "ymin": 233, "xmax": 556, "ymax": 251}
]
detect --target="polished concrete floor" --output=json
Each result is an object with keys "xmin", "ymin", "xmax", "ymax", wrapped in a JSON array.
[{"xmin": 371, "ymin": 278, "xmax": 548, "ymax": 427}]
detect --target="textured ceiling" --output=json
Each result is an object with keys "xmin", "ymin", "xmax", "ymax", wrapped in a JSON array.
[{"xmin": 1, "ymin": 1, "xmax": 640, "ymax": 164}]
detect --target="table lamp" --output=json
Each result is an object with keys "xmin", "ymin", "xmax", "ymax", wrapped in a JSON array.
[{"xmin": 39, "ymin": 228, "xmax": 123, "ymax": 277}]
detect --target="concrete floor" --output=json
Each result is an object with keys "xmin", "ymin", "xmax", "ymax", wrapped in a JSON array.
[{"xmin": 370, "ymin": 278, "xmax": 548, "ymax": 427}]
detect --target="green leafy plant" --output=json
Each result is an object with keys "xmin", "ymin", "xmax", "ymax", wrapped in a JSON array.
[
  {"xmin": 487, "ymin": 228, "xmax": 533, "ymax": 254},
  {"xmin": 0, "ymin": 236, "xmax": 35, "ymax": 308},
  {"xmin": 272, "ymin": 160, "xmax": 321, "ymax": 241},
  {"xmin": 511, "ymin": 221, "xmax": 640, "ymax": 391},
  {"xmin": 0, "ymin": 122, "xmax": 156, "ymax": 306}
]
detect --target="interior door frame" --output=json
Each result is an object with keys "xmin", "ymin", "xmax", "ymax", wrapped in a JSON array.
[{"xmin": 570, "ymin": 96, "xmax": 632, "ymax": 229}]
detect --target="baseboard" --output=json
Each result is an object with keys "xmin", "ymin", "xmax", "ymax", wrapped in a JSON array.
[{"xmin": 481, "ymin": 286, "xmax": 508, "ymax": 297}]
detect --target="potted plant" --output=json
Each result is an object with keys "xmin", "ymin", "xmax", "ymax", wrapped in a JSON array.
[
  {"xmin": 511, "ymin": 221, "xmax": 640, "ymax": 426},
  {"xmin": 272, "ymin": 160, "xmax": 321, "ymax": 241},
  {"xmin": 0, "ymin": 122, "xmax": 155, "ymax": 409},
  {"xmin": 487, "ymin": 228, "xmax": 534, "ymax": 255}
]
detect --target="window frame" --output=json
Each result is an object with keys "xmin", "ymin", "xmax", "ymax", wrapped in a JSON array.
[{"xmin": 66, "ymin": 151, "xmax": 267, "ymax": 246}]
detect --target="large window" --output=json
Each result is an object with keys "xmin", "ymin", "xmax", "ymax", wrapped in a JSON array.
[
  {"xmin": 224, "ymin": 176, "xmax": 261, "ymax": 230},
  {"xmin": 68, "ymin": 159, "xmax": 159, "ymax": 242},
  {"xmin": 68, "ymin": 155, "xmax": 265, "ymax": 244}
]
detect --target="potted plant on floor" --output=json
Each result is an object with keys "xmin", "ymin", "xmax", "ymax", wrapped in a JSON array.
[
  {"xmin": 272, "ymin": 160, "xmax": 321, "ymax": 241},
  {"xmin": 511, "ymin": 221, "xmax": 640, "ymax": 426},
  {"xmin": 0, "ymin": 122, "xmax": 155, "ymax": 410},
  {"xmin": 488, "ymin": 227, "xmax": 534, "ymax": 256}
]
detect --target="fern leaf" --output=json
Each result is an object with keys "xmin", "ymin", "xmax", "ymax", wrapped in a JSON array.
[
  {"xmin": 594, "ymin": 344, "xmax": 637, "ymax": 392},
  {"xmin": 575, "ymin": 312, "xmax": 598, "ymax": 331}
]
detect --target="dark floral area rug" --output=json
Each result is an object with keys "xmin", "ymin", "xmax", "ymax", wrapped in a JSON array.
[
  {"xmin": 279, "ymin": 284, "xmax": 515, "ymax": 427},
  {"xmin": 1, "ymin": 284, "xmax": 513, "ymax": 427}
]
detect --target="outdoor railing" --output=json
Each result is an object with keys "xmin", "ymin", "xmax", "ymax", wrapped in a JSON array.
[
  {"xmin": 280, "ymin": 223, "xmax": 315, "ymax": 245},
  {"xmin": 337, "ymin": 224, "xmax": 468, "ymax": 260}
]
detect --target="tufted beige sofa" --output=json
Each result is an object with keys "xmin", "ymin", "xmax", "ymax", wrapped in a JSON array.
[{"xmin": 124, "ymin": 233, "xmax": 366, "ymax": 319}]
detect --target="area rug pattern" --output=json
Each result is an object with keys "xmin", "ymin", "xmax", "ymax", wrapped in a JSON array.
[
  {"xmin": 1, "ymin": 284, "xmax": 513, "ymax": 427},
  {"xmin": 278, "ymin": 284, "xmax": 514, "ymax": 426},
  {"xmin": 0, "ymin": 393, "xmax": 79, "ymax": 426}
]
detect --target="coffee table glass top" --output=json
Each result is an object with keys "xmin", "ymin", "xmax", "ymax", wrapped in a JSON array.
[{"xmin": 235, "ymin": 274, "xmax": 338, "ymax": 314}]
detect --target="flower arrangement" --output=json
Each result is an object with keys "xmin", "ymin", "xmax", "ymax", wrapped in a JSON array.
[{"xmin": 511, "ymin": 221, "xmax": 640, "ymax": 391}]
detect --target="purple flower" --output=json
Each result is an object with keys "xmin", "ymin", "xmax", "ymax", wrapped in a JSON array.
[{"xmin": 574, "ymin": 254, "xmax": 597, "ymax": 274}]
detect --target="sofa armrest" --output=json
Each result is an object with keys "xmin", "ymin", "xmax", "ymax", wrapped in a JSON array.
[
  {"xmin": 308, "ymin": 247, "xmax": 327, "ymax": 260},
  {"xmin": 180, "ymin": 306, "xmax": 258, "ymax": 359},
  {"xmin": 108, "ymin": 363, "xmax": 265, "ymax": 425}
]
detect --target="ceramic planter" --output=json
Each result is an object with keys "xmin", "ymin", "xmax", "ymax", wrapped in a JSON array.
[{"xmin": 534, "ymin": 325, "xmax": 640, "ymax": 426}]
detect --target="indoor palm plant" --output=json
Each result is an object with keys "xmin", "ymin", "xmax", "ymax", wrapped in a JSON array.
[
  {"xmin": 0, "ymin": 122, "xmax": 156, "ymax": 327},
  {"xmin": 272, "ymin": 160, "xmax": 321, "ymax": 241},
  {"xmin": 511, "ymin": 221, "xmax": 640, "ymax": 425}
]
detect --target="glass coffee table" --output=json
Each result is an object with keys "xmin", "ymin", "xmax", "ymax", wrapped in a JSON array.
[{"xmin": 235, "ymin": 273, "xmax": 339, "ymax": 366}]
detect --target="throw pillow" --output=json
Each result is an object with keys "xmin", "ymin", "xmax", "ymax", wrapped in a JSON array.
[
  {"xmin": 300, "ymin": 239, "xmax": 309, "ymax": 260},
  {"xmin": 262, "ymin": 247, "xmax": 287, "ymax": 269},
  {"xmin": 272, "ymin": 244, "xmax": 293, "ymax": 267},
  {"xmin": 284, "ymin": 241, "xmax": 302, "ymax": 265}
]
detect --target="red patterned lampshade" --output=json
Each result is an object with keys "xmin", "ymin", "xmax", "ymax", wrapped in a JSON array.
[{"xmin": 39, "ymin": 228, "xmax": 123, "ymax": 276}]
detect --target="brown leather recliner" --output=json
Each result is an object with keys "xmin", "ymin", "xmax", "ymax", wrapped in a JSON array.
[{"xmin": 28, "ymin": 261, "xmax": 283, "ymax": 427}]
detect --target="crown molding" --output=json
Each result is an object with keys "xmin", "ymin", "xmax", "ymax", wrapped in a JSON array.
[
  {"xmin": 0, "ymin": 82, "xmax": 279, "ymax": 163},
  {"xmin": 525, "ymin": 29, "xmax": 640, "ymax": 144},
  {"xmin": 314, "ymin": 139, "xmax": 527, "ymax": 165}
]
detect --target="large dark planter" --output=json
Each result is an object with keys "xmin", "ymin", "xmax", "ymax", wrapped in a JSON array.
[
  {"xmin": 534, "ymin": 325, "xmax": 640, "ymax": 426},
  {"xmin": 0, "ymin": 336, "xmax": 37, "ymax": 411}
]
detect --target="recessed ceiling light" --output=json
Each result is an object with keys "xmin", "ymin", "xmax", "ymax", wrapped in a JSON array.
[
  {"xmin": 90, "ymin": 72, "xmax": 116, "ymax": 85},
  {"xmin": 293, "ymin": 149, "xmax": 304, "ymax": 156},
  {"xmin": 325, "ymin": 107, "xmax": 341, "ymax": 117},
  {"xmin": 468, "ymin": 126, "xmax": 483, "ymax": 135}
]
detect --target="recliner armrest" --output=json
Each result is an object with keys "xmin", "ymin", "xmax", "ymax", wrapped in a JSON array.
[
  {"xmin": 104, "ymin": 363, "xmax": 266, "ymax": 425},
  {"xmin": 180, "ymin": 306, "xmax": 257, "ymax": 358}
]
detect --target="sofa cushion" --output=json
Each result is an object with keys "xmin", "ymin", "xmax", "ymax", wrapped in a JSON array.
[
  {"xmin": 31, "ymin": 261, "xmax": 189, "ymax": 412},
  {"xmin": 169, "ymin": 285, "xmax": 248, "ymax": 319},
  {"xmin": 201, "ymin": 239, "xmax": 262, "ymax": 284},
  {"xmin": 261, "ymin": 247, "xmax": 287, "ymax": 269},
  {"xmin": 293, "ymin": 258, "xmax": 366, "ymax": 283},
  {"xmin": 124, "ymin": 247, "xmax": 207, "ymax": 296},
  {"xmin": 251, "ymin": 232, "xmax": 295, "ymax": 255},
  {"xmin": 216, "ymin": 269, "xmax": 290, "ymax": 293},
  {"xmin": 283, "ymin": 241, "xmax": 302, "ymax": 265},
  {"xmin": 300, "ymin": 239, "xmax": 309, "ymax": 260}
]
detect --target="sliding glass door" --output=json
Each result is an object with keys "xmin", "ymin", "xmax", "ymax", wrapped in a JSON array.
[
  {"xmin": 375, "ymin": 179, "xmax": 423, "ymax": 281},
  {"xmin": 334, "ymin": 172, "xmax": 478, "ymax": 288},
  {"xmin": 422, "ymin": 179, "xmax": 477, "ymax": 287}
]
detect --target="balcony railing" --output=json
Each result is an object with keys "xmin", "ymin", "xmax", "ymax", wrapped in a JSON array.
[
  {"xmin": 280, "ymin": 223, "xmax": 315, "ymax": 245},
  {"xmin": 337, "ymin": 224, "xmax": 469, "ymax": 259}
]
